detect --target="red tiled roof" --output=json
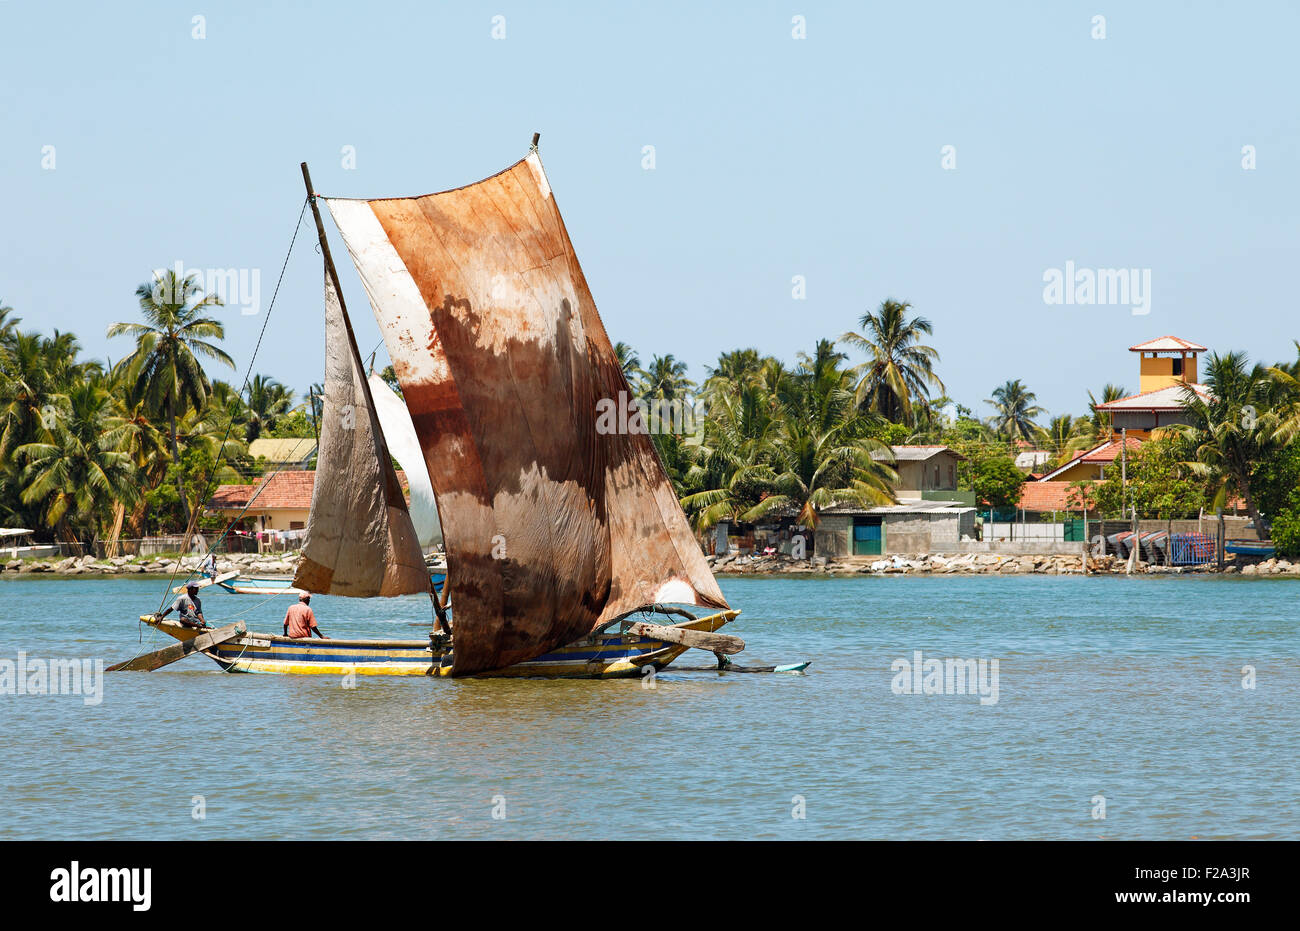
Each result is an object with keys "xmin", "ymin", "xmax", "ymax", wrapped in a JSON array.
[
  {"xmin": 1129, "ymin": 335, "xmax": 1207, "ymax": 353},
  {"xmin": 209, "ymin": 484, "xmax": 255, "ymax": 509},
  {"xmin": 245, "ymin": 470, "xmax": 315, "ymax": 509},
  {"xmin": 1036, "ymin": 437, "xmax": 1142, "ymax": 479},
  {"xmin": 1080, "ymin": 436, "xmax": 1143, "ymax": 463},
  {"xmin": 1018, "ymin": 481, "xmax": 1098, "ymax": 512},
  {"xmin": 208, "ymin": 470, "xmax": 409, "ymax": 512}
]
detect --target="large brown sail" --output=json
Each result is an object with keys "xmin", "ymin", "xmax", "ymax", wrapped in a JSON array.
[
  {"xmin": 323, "ymin": 151, "xmax": 727, "ymax": 675},
  {"xmin": 292, "ymin": 269, "xmax": 430, "ymax": 597}
]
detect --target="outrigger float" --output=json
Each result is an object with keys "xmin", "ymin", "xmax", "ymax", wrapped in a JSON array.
[{"xmin": 113, "ymin": 138, "xmax": 808, "ymax": 680}]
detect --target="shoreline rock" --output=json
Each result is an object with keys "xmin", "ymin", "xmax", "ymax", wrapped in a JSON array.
[
  {"xmin": 4, "ymin": 549, "xmax": 1294, "ymax": 579},
  {"xmin": 1, "ymin": 551, "xmax": 302, "ymax": 578},
  {"xmin": 707, "ymin": 551, "xmax": 1297, "ymax": 578}
]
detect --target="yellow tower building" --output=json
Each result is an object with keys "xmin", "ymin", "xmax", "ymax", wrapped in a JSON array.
[{"xmin": 1130, "ymin": 335, "xmax": 1205, "ymax": 393}]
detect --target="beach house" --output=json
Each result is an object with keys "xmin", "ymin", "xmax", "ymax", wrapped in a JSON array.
[
  {"xmin": 209, "ymin": 470, "xmax": 316, "ymax": 532},
  {"xmin": 714, "ymin": 445, "xmax": 975, "ymax": 556},
  {"xmin": 813, "ymin": 446, "xmax": 976, "ymax": 556},
  {"xmin": 1019, "ymin": 335, "xmax": 1212, "ymax": 513},
  {"xmin": 1092, "ymin": 336, "xmax": 1211, "ymax": 436}
]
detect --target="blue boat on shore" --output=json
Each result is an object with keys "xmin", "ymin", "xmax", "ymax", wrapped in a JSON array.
[{"xmin": 1225, "ymin": 540, "xmax": 1275, "ymax": 558}]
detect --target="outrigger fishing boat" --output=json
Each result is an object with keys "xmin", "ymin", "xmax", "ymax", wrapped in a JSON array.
[
  {"xmin": 132, "ymin": 608, "xmax": 753, "ymax": 678},
  {"xmin": 116, "ymin": 137, "xmax": 806, "ymax": 679}
]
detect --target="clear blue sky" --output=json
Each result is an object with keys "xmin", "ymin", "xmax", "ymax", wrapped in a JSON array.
[{"xmin": 2, "ymin": 1, "xmax": 1297, "ymax": 418}]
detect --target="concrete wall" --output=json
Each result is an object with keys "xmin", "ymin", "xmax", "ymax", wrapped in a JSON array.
[
  {"xmin": 984, "ymin": 521, "xmax": 1065, "ymax": 541},
  {"xmin": 945, "ymin": 541, "xmax": 1088, "ymax": 556},
  {"xmin": 1138, "ymin": 354, "xmax": 1198, "ymax": 393},
  {"xmin": 241, "ymin": 509, "xmax": 311, "ymax": 531},
  {"xmin": 893, "ymin": 453, "xmax": 961, "ymax": 497},
  {"xmin": 815, "ymin": 514, "xmax": 851, "ymax": 557},
  {"xmin": 882, "ymin": 510, "xmax": 976, "ymax": 553},
  {"xmin": 819, "ymin": 510, "xmax": 975, "ymax": 556}
]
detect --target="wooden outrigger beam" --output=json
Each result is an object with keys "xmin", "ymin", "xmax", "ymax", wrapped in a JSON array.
[
  {"xmin": 107, "ymin": 621, "xmax": 247, "ymax": 672},
  {"xmin": 171, "ymin": 570, "xmax": 240, "ymax": 593},
  {"xmin": 625, "ymin": 621, "xmax": 745, "ymax": 655}
]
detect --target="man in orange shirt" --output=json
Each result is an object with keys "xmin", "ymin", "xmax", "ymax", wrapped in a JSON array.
[{"xmin": 283, "ymin": 593, "xmax": 328, "ymax": 639}]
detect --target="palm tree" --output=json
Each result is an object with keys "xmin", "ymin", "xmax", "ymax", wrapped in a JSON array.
[
  {"xmin": 1177, "ymin": 352, "xmax": 1279, "ymax": 536},
  {"xmin": 742, "ymin": 409, "xmax": 898, "ymax": 529},
  {"xmin": 1268, "ymin": 343, "xmax": 1300, "ymax": 444},
  {"xmin": 702, "ymin": 349, "xmax": 762, "ymax": 395},
  {"xmin": 986, "ymin": 379, "xmax": 1044, "ymax": 443},
  {"xmin": 0, "ymin": 329, "xmax": 91, "ymax": 458},
  {"xmin": 1076, "ymin": 382, "xmax": 1126, "ymax": 442},
  {"xmin": 243, "ymin": 374, "xmax": 294, "ymax": 442},
  {"xmin": 1044, "ymin": 414, "xmax": 1088, "ymax": 463},
  {"xmin": 15, "ymin": 378, "xmax": 138, "ymax": 542},
  {"xmin": 177, "ymin": 400, "xmax": 249, "ymax": 469},
  {"xmin": 0, "ymin": 301, "xmax": 18, "ymax": 346},
  {"xmin": 612, "ymin": 342, "xmax": 643, "ymax": 385},
  {"xmin": 112, "ymin": 388, "xmax": 171, "ymax": 536},
  {"xmin": 742, "ymin": 349, "xmax": 898, "ymax": 528},
  {"xmin": 107, "ymin": 269, "xmax": 232, "ymax": 522},
  {"xmin": 679, "ymin": 386, "xmax": 780, "ymax": 532},
  {"xmin": 301, "ymin": 380, "xmax": 326, "ymax": 437},
  {"xmin": 639, "ymin": 353, "xmax": 695, "ymax": 402},
  {"xmin": 1271, "ymin": 340, "xmax": 1300, "ymax": 380},
  {"xmin": 788, "ymin": 339, "xmax": 856, "ymax": 435},
  {"xmin": 840, "ymin": 299, "xmax": 944, "ymax": 426},
  {"xmin": 905, "ymin": 393, "xmax": 954, "ymax": 442}
]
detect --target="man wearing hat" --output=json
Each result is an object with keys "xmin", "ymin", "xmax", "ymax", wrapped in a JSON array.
[{"xmin": 156, "ymin": 582, "xmax": 208, "ymax": 629}]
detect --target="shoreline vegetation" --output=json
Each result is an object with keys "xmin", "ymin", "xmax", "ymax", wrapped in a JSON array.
[
  {"xmin": 3, "ymin": 548, "xmax": 1297, "ymax": 580},
  {"xmin": 5, "ymin": 286, "xmax": 1300, "ymax": 561}
]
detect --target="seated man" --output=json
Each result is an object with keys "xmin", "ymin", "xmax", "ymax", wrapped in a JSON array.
[
  {"xmin": 283, "ymin": 593, "xmax": 328, "ymax": 639},
  {"xmin": 156, "ymin": 583, "xmax": 208, "ymax": 629}
]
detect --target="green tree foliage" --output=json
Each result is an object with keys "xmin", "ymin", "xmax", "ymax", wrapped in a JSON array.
[
  {"xmin": 840, "ymin": 299, "xmax": 943, "ymax": 426},
  {"xmin": 965, "ymin": 450, "xmax": 1024, "ymax": 511},
  {"xmin": 15, "ymin": 378, "xmax": 138, "ymax": 540},
  {"xmin": 638, "ymin": 353, "xmax": 695, "ymax": 401},
  {"xmin": 1175, "ymin": 352, "xmax": 1281, "ymax": 537},
  {"xmin": 242, "ymin": 374, "xmax": 294, "ymax": 442},
  {"xmin": 8, "ymin": 276, "xmax": 1300, "ymax": 560},
  {"xmin": 107, "ymin": 270, "xmax": 232, "ymax": 523},
  {"xmin": 1092, "ymin": 433, "xmax": 1206, "ymax": 518},
  {"xmin": 986, "ymin": 378, "xmax": 1044, "ymax": 442}
]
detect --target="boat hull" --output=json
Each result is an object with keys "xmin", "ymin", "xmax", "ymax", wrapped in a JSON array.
[
  {"xmin": 138, "ymin": 610, "xmax": 739, "ymax": 679},
  {"xmin": 1225, "ymin": 541, "xmax": 1275, "ymax": 557}
]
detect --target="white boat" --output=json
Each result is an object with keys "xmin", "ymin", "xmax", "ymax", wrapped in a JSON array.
[{"xmin": 0, "ymin": 528, "xmax": 60, "ymax": 560}]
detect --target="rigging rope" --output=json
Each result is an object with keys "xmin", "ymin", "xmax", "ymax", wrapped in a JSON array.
[{"xmin": 155, "ymin": 196, "xmax": 310, "ymax": 612}]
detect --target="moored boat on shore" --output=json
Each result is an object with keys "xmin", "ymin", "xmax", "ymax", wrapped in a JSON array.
[{"xmin": 1225, "ymin": 540, "xmax": 1276, "ymax": 558}]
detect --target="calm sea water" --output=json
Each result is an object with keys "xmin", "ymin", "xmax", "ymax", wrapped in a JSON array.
[{"xmin": 0, "ymin": 573, "xmax": 1295, "ymax": 840}]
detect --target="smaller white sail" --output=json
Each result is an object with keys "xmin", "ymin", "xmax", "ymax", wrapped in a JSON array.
[{"xmin": 368, "ymin": 373, "xmax": 442, "ymax": 548}]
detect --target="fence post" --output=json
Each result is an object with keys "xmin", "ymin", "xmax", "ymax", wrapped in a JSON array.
[
  {"xmin": 1217, "ymin": 508, "xmax": 1225, "ymax": 571},
  {"xmin": 1126, "ymin": 507, "xmax": 1139, "ymax": 574}
]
